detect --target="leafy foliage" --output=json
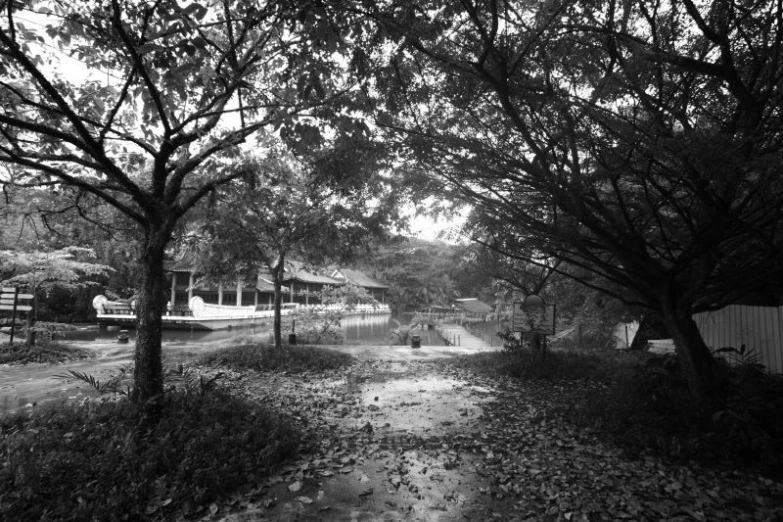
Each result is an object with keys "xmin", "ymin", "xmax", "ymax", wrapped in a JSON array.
[
  {"xmin": 0, "ymin": 0, "xmax": 369, "ymax": 405},
  {"xmin": 0, "ymin": 389, "xmax": 299, "ymax": 521},
  {"xmin": 360, "ymin": 238, "xmax": 493, "ymax": 314},
  {"xmin": 193, "ymin": 155, "xmax": 392, "ymax": 349},
  {"xmin": 289, "ymin": 283, "xmax": 381, "ymax": 345},
  {"xmin": 388, "ymin": 318, "xmax": 423, "ymax": 346},
  {"xmin": 198, "ymin": 344, "xmax": 356, "ymax": 374},
  {"xmin": 0, "ymin": 339, "xmax": 93, "ymax": 365},
  {"xmin": 0, "ymin": 246, "xmax": 111, "ymax": 315},
  {"xmin": 465, "ymin": 341, "xmax": 627, "ymax": 383},
  {"xmin": 358, "ymin": 0, "xmax": 783, "ymax": 403},
  {"xmin": 567, "ymin": 355, "xmax": 783, "ymax": 475},
  {"xmin": 454, "ymin": 347, "xmax": 783, "ymax": 476},
  {"xmin": 53, "ymin": 366, "xmax": 132, "ymax": 396}
]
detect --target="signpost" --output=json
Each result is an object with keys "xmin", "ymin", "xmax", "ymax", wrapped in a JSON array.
[
  {"xmin": 512, "ymin": 296, "xmax": 555, "ymax": 335},
  {"xmin": 1, "ymin": 287, "xmax": 33, "ymax": 344},
  {"xmin": 513, "ymin": 295, "xmax": 556, "ymax": 358}
]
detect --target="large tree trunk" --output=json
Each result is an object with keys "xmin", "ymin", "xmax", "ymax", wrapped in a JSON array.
[
  {"xmin": 133, "ymin": 229, "xmax": 169, "ymax": 416},
  {"xmin": 659, "ymin": 289, "xmax": 719, "ymax": 406}
]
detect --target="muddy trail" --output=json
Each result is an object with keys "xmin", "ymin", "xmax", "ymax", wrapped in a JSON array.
[{"xmin": 185, "ymin": 360, "xmax": 783, "ymax": 522}]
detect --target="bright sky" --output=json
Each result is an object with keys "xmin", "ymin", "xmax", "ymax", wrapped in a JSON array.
[{"xmin": 405, "ymin": 203, "xmax": 469, "ymax": 244}]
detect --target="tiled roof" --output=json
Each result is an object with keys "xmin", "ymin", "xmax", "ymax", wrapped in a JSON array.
[
  {"xmin": 256, "ymin": 276, "xmax": 287, "ymax": 293},
  {"xmin": 455, "ymin": 298, "xmax": 493, "ymax": 314},
  {"xmin": 165, "ymin": 255, "xmax": 377, "ymax": 290},
  {"xmin": 332, "ymin": 269, "xmax": 388, "ymax": 289},
  {"xmin": 284, "ymin": 261, "xmax": 344, "ymax": 285},
  {"xmin": 284, "ymin": 270, "xmax": 344, "ymax": 285}
]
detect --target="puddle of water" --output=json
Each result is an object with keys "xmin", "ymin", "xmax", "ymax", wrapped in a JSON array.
[{"xmin": 357, "ymin": 376, "xmax": 484, "ymax": 434}]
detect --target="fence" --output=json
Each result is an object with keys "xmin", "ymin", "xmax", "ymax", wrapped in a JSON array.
[{"xmin": 694, "ymin": 305, "xmax": 783, "ymax": 374}]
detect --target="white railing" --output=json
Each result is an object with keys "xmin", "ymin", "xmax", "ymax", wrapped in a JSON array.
[{"xmin": 94, "ymin": 294, "xmax": 391, "ymax": 320}]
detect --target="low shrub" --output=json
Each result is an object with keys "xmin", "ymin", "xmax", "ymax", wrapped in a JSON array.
[
  {"xmin": 454, "ymin": 346, "xmax": 635, "ymax": 383},
  {"xmin": 198, "ymin": 343, "xmax": 356, "ymax": 373},
  {"xmin": 0, "ymin": 389, "xmax": 299, "ymax": 521},
  {"xmin": 32, "ymin": 322, "xmax": 80, "ymax": 332},
  {"xmin": 0, "ymin": 339, "xmax": 94, "ymax": 365},
  {"xmin": 565, "ymin": 353, "xmax": 783, "ymax": 477}
]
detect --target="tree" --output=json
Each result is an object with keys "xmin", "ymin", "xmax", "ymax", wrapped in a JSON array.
[
  {"xmin": 194, "ymin": 154, "xmax": 392, "ymax": 349},
  {"xmin": 357, "ymin": 237, "xmax": 493, "ymax": 314},
  {"xmin": 354, "ymin": 0, "xmax": 783, "ymax": 403},
  {"xmin": 293, "ymin": 283, "xmax": 380, "ymax": 345},
  {"xmin": 1, "ymin": 182, "xmax": 142, "ymax": 308},
  {"xmin": 0, "ymin": 246, "xmax": 111, "ymax": 336},
  {"xmin": 0, "ymin": 1, "xmax": 357, "ymax": 412}
]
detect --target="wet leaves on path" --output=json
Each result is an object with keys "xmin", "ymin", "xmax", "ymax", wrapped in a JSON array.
[{"xmin": 197, "ymin": 360, "xmax": 783, "ymax": 522}]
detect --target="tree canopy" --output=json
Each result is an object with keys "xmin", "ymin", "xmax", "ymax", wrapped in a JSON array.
[
  {"xmin": 190, "ymin": 152, "xmax": 394, "ymax": 348},
  {"xmin": 350, "ymin": 0, "xmax": 783, "ymax": 402},
  {"xmin": 0, "ymin": 0, "xmax": 370, "ymax": 412},
  {"xmin": 4, "ymin": 0, "xmax": 782, "ymax": 408}
]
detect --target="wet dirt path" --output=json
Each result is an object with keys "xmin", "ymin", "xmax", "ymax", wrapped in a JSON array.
[
  {"xmin": 197, "ymin": 360, "xmax": 783, "ymax": 522},
  {"xmin": 206, "ymin": 360, "xmax": 513, "ymax": 522}
]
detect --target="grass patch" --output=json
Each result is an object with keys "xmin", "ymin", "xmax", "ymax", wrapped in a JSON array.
[
  {"xmin": 32, "ymin": 322, "xmax": 80, "ymax": 332},
  {"xmin": 198, "ymin": 343, "xmax": 356, "ymax": 373},
  {"xmin": 453, "ymin": 347, "xmax": 638, "ymax": 383},
  {"xmin": 0, "ymin": 340, "xmax": 94, "ymax": 365},
  {"xmin": 0, "ymin": 389, "xmax": 299, "ymax": 521}
]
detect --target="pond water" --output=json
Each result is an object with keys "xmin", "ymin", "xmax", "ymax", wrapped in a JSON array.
[
  {"xmin": 459, "ymin": 318, "xmax": 509, "ymax": 344},
  {"xmin": 57, "ymin": 314, "xmax": 447, "ymax": 347}
]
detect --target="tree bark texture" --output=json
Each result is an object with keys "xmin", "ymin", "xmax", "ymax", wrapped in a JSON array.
[
  {"xmin": 133, "ymin": 230, "xmax": 168, "ymax": 414},
  {"xmin": 659, "ymin": 287, "xmax": 719, "ymax": 406}
]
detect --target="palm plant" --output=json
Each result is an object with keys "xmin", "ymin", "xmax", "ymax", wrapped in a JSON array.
[{"xmin": 389, "ymin": 319, "xmax": 422, "ymax": 345}]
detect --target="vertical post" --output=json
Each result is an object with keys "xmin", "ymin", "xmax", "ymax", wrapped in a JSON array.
[
  {"xmin": 170, "ymin": 272, "xmax": 176, "ymax": 308},
  {"xmin": 218, "ymin": 285, "xmax": 223, "ymax": 306},
  {"xmin": 188, "ymin": 272, "xmax": 194, "ymax": 302},
  {"xmin": 236, "ymin": 281, "xmax": 243, "ymax": 307},
  {"xmin": 9, "ymin": 286, "xmax": 18, "ymax": 344},
  {"xmin": 625, "ymin": 324, "xmax": 629, "ymax": 349}
]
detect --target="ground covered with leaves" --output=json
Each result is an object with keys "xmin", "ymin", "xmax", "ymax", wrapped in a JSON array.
[
  {"xmin": 196, "ymin": 355, "xmax": 782, "ymax": 522},
  {"xmin": 1, "ymin": 346, "xmax": 781, "ymax": 521}
]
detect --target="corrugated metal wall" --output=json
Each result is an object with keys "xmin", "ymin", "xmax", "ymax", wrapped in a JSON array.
[{"xmin": 694, "ymin": 305, "xmax": 783, "ymax": 374}]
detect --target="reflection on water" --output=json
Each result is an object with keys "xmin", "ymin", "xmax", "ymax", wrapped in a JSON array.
[
  {"xmin": 341, "ymin": 315, "xmax": 446, "ymax": 346},
  {"xmin": 59, "ymin": 314, "xmax": 447, "ymax": 347},
  {"xmin": 460, "ymin": 319, "xmax": 509, "ymax": 345}
]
